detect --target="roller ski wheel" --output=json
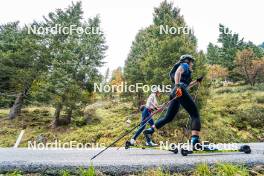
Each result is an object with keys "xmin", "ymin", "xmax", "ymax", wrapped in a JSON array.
[
  {"xmin": 125, "ymin": 141, "xmax": 133, "ymax": 149},
  {"xmin": 180, "ymin": 144, "xmax": 252, "ymax": 156},
  {"xmin": 168, "ymin": 144, "xmax": 178, "ymax": 154},
  {"xmin": 181, "ymin": 148, "xmax": 189, "ymax": 156},
  {"xmin": 180, "ymin": 141, "xmax": 214, "ymax": 156},
  {"xmin": 239, "ymin": 145, "xmax": 251, "ymax": 154},
  {"xmin": 169, "ymin": 147, "xmax": 178, "ymax": 154}
]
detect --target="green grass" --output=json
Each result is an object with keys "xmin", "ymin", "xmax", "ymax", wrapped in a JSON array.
[
  {"xmin": 79, "ymin": 165, "xmax": 96, "ymax": 176},
  {"xmin": 57, "ymin": 165, "xmax": 98, "ymax": 176},
  {"xmin": 141, "ymin": 167, "xmax": 181, "ymax": 176},
  {"xmin": 0, "ymin": 100, "xmax": 137, "ymax": 147},
  {"xmin": 194, "ymin": 163, "xmax": 211, "ymax": 176},
  {"xmin": 139, "ymin": 163, "xmax": 253, "ymax": 176},
  {"xmin": 192, "ymin": 163, "xmax": 249, "ymax": 176},
  {"xmin": 5, "ymin": 170, "xmax": 23, "ymax": 176},
  {"xmin": 1, "ymin": 163, "xmax": 263, "ymax": 175},
  {"xmin": 59, "ymin": 170, "xmax": 71, "ymax": 176},
  {"xmin": 2, "ymin": 165, "xmax": 98, "ymax": 176},
  {"xmin": 213, "ymin": 163, "xmax": 249, "ymax": 176},
  {"xmin": 201, "ymin": 84, "xmax": 264, "ymax": 143}
]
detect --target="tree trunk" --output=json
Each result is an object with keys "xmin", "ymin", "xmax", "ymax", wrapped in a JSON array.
[
  {"xmin": 251, "ymin": 70, "xmax": 260, "ymax": 87},
  {"xmin": 8, "ymin": 80, "xmax": 32, "ymax": 120},
  {"xmin": 53, "ymin": 102, "xmax": 63, "ymax": 127},
  {"xmin": 8, "ymin": 93, "xmax": 24, "ymax": 119},
  {"xmin": 243, "ymin": 65, "xmax": 253, "ymax": 86},
  {"xmin": 52, "ymin": 106, "xmax": 72, "ymax": 127},
  {"xmin": 65, "ymin": 108, "xmax": 72, "ymax": 124},
  {"xmin": 52, "ymin": 95, "xmax": 68, "ymax": 127}
]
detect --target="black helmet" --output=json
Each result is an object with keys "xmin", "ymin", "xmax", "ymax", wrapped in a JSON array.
[{"xmin": 179, "ymin": 54, "xmax": 195, "ymax": 63}]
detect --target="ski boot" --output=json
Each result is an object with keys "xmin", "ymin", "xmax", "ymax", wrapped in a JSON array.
[
  {"xmin": 143, "ymin": 128, "xmax": 154, "ymax": 141},
  {"xmin": 143, "ymin": 128, "xmax": 158, "ymax": 147},
  {"xmin": 191, "ymin": 135, "xmax": 203, "ymax": 151},
  {"xmin": 125, "ymin": 139, "xmax": 135, "ymax": 149},
  {"xmin": 181, "ymin": 136, "xmax": 216, "ymax": 156},
  {"xmin": 145, "ymin": 140, "xmax": 158, "ymax": 147}
]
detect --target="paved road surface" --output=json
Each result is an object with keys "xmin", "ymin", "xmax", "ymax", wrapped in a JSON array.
[{"xmin": 0, "ymin": 143, "xmax": 263, "ymax": 175}]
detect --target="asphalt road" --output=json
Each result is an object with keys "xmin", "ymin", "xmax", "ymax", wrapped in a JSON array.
[{"xmin": 0, "ymin": 143, "xmax": 263, "ymax": 175}]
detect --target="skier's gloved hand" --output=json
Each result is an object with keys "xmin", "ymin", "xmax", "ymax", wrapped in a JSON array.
[
  {"xmin": 175, "ymin": 84, "xmax": 183, "ymax": 97},
  {"xmin": 176, "ymin": 88, "xmax": 182, "ymax": 97},
  {"xmin": 156, "ymin": 107, "xmax": 163, "ymax": 113},
  {"xmin": 196, "ymin": 76, "xmax": 204, "ymax": 83}
]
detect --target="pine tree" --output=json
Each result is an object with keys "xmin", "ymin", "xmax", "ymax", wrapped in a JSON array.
[
  {"xmin": 124, "ymin": 1, "xmax": 207, "ymax": 106},
  {"xmin": 217, "ymin": 24, "xmax": 244, "ymax": 70},
  {"xmin": 206, "ymin": 43, "xmax": 222, "ymax": 65},
  {"xmin": 259, "ymin": 42, "xmax": 264, "ymax": 49},
  {"xmin": 0, "ymin": 22, "xmax": 51, "ymax": 119},
  {"xmin": 42, "ymin": 2, "xmax": 107, "ymax": 126}
]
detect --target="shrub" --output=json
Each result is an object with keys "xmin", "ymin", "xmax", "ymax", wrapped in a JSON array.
[
  {"xmin": 256, "ymin": 96, "xmax": 264, "ymax": 104},
  {"xmin": 79, "ymin": 164, "xmax": 96, "ymax": 176},
  {"xmin": 194, "ymin": 163, "xmax": 212, "ymax": 176},
  {"xmin": 6, "ymin": 170, "xmax": 23, "ymax": 176},
  {"xmin": 59, "ymin": 170, "xmax": 71, "ymax": 176},
  {"xmin": 215, "ymin": 163, "xmax": 249, "ymax": 176}
]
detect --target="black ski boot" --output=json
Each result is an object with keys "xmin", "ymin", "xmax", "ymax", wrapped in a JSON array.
[
  {"xmin": 191, "ymin": 135, "xmax": 212, "ymax": 151},
  {"xmin": 125, "ymin": 139, "xmax": 135, "ymax": 149},
  {"xmin": 191, "ymin": 135, "xmax": 202, "ymax": 151},
  {"xmin": 143, "ymin": 128, "xmax": 155, "ymax": 146}
]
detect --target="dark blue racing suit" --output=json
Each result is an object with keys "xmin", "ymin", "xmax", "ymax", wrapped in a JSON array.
[{"xmin": 155, "ymin": 63, "xmax": 201, "ymax": 131}]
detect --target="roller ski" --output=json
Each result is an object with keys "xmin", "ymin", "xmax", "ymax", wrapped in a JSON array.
[
  {"xmin": 125, "ymin": 139, "xmax": 158, "ymax": 149},
  {"xmin": 180, "ymin": 136, "xmax": 251, "ymax": 156},
  {"xmin": 125, "ymin": 128, "xmax": 178, "ymax": 154},
  {"xmin": 125, "ymin": 128, "xmax": 159, "ymax": 149}
]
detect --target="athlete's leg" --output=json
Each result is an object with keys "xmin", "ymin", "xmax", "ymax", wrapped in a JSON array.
[
  {"xmin": 144, "ymin": 87, "xmax": 181, "ymax": 145},
  {"xmin": 155, "ymin": 86, "xmax": 181, "ymax": 129},
  {"xmin": 131, "ymin": 107, "xmax": 150, "ymax": 140},
  {"xmin": 155, "ymin": 99, "xmax": 180, "ymax": 129},
  {"xmin": 179, "ymin": 89, "xmax": 201, "ymax": 148}
]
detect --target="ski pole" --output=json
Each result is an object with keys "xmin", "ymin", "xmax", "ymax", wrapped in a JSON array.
[{"xmin": 90, "ymin": 96, "xmax": 177, "ymax": 160}]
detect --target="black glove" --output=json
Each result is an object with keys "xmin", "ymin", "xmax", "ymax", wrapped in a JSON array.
[
  {"xmin": 196, "ymin": 76, "xmax": 204, "ymax": 83},
  {"xmin": 140, "ymin": 105, "xmax": 145, "ymax": 112}
]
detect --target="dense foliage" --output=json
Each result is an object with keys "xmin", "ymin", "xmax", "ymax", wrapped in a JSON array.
[{"xmin": 0, "ymin": 2, "xmax": 107, "ymax": 126}]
